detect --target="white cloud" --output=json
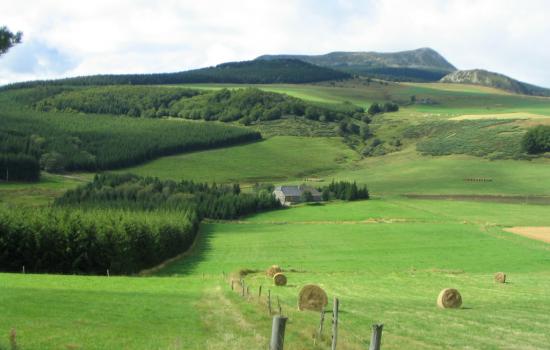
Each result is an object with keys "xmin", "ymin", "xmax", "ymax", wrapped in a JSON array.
[{"xmin": 1, "ymin": 0, "xmax": 550, "ymax": 86}]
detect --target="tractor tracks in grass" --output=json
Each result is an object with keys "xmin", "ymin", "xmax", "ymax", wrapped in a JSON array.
[
  {"xmin": 206, "ymin": 218, "xmax": 466, "ymax": 226},
  {"xmin": 198, "ymin": 284, "xmax": 268, "ymax": 350}
]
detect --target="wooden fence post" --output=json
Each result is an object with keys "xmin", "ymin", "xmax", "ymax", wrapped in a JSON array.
[
  {"xmin": 241, "ymin": 281, "xmax": 245, "ymax": 297},
  {"xmin": 331, "ymin": 297, "xmax": 339, "ymax": 350},
  {"xmin": 314, "ymin": 308, "xmax": 326, "ymax": 345},
  {"xmin": 277, "ymin": 296, "xmax": 282, "ymax": 315},
  {"xmin": 22, "ymin": 265, "xmax": 25, "ymax": 274},
  {"xmin": 268, "ymin": 290, "xmax": 272, "ymax": 315},
  {"xmin": 270, "ymin": 315, "xmax": 288, "ymax": 350},
  {"xmin": 369, "ymin": 324, "xmax": 383, "ymax": 350},
  {"xmin": 259, "ymin": 285, "xmax": 262, "ymax": 298}
]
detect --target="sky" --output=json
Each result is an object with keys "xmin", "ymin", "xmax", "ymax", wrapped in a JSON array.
[{"xmin": 1, "ymin": 0, "xmax": 550, "ymax": 86}]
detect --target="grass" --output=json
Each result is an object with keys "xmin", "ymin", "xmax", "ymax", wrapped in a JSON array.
[
  {"xmin": 410, "ymin": 119, "xmax": 525, "ymax": 159},
  {"xmin": 157, "ymin": 198, "xmax": 550, "ymax": 349},
  {"xmin": 2, "ymin": 80, "xmax": 550, "ymax": 349},
  {"xmin": 173, "ymin": 81, "xmax": 550, "ymax": 117},
  {"xmin": 117, "ymin": 136, "xmax": 358, "ymax": 183},
  {"xmin": 0, "ymin": 173, "xmax": 92, "ymax": 207},
  {"xmin": 116, "ymin": 135, "xmax": 550, "ymax": 196},
  {"xmin": 325, "ymin": 148, "xmax": 550, "ymax": 196},
  {"xmin": 3, "ymin": 198, "xmax": 548, "ymax": 349},
  {"xmin": 0, "ymin": 274, "xmax": 209, "ymax": 349}
]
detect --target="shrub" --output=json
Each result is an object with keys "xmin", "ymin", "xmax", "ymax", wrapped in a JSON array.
[{"xmin": 522, "ymin": 125, "xmax": 550, "ymax": 154}]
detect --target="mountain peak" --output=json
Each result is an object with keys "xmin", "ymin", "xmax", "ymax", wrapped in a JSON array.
[{"xmin": 256, "ymin": 48, "xmax": 456, "ymax": 82}]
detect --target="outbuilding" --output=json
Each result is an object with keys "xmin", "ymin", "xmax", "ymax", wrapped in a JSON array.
[{"xmin": 273, "ymin": 185, "xmax": 322, "ymax": 205}]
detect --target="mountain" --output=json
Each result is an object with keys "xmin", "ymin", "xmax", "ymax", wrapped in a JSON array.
[
  {"xmin": 256, "ymin": 48, "xmax": 457, "ymax": 82},
  {"xmin": 440, "ymin": 69, "xmax": 550, "ymax": 96},
  {"xmin": 1, "ymin": 59, "xmax": 350, "ymax": 90}
]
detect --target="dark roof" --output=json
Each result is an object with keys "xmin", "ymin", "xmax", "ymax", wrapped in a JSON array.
[
  {"xmin": 275, "ymin": 185, "xmax": 321, "ymax": 197},
  {"xmin": 275, "ymin": 186, "xmax": 302, "ymax": 197}
]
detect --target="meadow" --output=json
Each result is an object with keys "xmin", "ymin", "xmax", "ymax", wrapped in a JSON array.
[
  {"xmin": 2, "ymin": 198, "xmax": 550, "ymax": 349},
  {"xmin": 2, "ymin": 80, "xmax": 550, "ymax": 349},
  {"xmin": 0, "ymin": 173, "xmax": 92, "ymax": 207},
  {"xmin": 117, "ymin": 139, "xmax": 550, "ymax": 197},
  {"xmin": 118, "ymin": 136, "xmax": 358, "ymax": 183},
  {"xmin": 174, "ymin": 81, "xmax": 550, "ymax": 117}
]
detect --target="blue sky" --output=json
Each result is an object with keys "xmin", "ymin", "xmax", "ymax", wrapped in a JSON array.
[{"xmin": 1, "ymin": 0, "xmax": 549, "ymax": 86}]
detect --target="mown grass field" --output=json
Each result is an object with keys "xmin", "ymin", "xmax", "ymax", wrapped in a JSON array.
[
  {"xmin": 2, "ymin": 198, "xmax": 550, "ymax": 349},
  {"xmin": 118, "ymin": 136, "xmax": 358, "ymax": 183}
]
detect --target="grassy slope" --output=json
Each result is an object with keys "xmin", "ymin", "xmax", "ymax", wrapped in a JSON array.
[
  {"xmin": 3, "ymin": 80, "xmax": 550, "ymax": 205},
  {"xmin": 0, "ymin": 173, "xmax": 92, "ymax": 207},
  {"xmin": 117, "ymin": 136, "xmax": 358, "ymax": 183},
  {"xmin": 173, "ymin": 81, "xmax": 550, "ymax": 117},
  {"xmin": 159, "ymin": 198, "xmax": 550, "ymax": 350},
  {"xmin": 2, "ymin": 81, "xmax": 550, "ymax": 349},
  {"xmin": 0, "ymin": 274, "xmax": 209, "ymax": 349},
  {"xmin": 3, "ymin": 199, "xmax": 549, "ymax": 349},
  {"xmin": 327, "ymin": 148, "xmax": 550, "ymax": 196},
  {"xmin": 116, "ymin": 139, "xmax": 550, "ymax": 196}
]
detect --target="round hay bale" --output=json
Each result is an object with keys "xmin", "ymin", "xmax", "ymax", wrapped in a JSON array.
[
  {"xmin": 266, "ymin": 265, "xmax": 282, "ymax": 277},
  {"xmin": 437, "ymin": 288, "xmax": 462, "ymax": 309},
  {"xmin": 273, "ymin": 273, "xmax": 287, "ymax": 286},
  {"xmin": 494, "ymin": 272, "xmax": 506, "ymax": 283},
  {"xmin": 298, "ymin": 284, "xmax": 328, "ymax": 311}
]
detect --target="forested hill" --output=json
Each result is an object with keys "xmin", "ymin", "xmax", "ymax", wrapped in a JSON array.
[
  {"xmin": 257, "ymin": 48, "xmax": 457, "ymax": 82},
  {"xmin": 1, "ymin": 59, "xmax": 350, "ymax": 90}
]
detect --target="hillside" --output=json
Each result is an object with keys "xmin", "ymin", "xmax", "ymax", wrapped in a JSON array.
[
  {"xmin": 440, "ymin": 69, "xmax": 550, "ymax": 96},
  {"xmin": 257, "ymin": 47, "xmax": 457, "ymax": 82},
  {"xmin": 2, "ymin": 76, "xmax": 550, "ymax": 350},
  {"xmin": 0, "ymin": 87, "xmax": 261, "ymax": 176},
  {"xmin": 1, "ymin": 59, "xmax": 350, "ymax": 90}
]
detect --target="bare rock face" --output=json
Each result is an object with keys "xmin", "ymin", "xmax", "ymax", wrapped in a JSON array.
[{"xmin": 440, "ymin": 69, "xmax": 550, "ymax": 96}]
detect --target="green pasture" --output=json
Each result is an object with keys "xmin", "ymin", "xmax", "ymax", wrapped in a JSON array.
[
  {"xmin": 0, "ymin": 173, "xmax": 91, "ymax": 207},
  {"xmin": 173, "ymin": 81, "xmax": 550, "ymax": 118},
  {"xmin": 3, "ymin": 198, "xmax": 549, "ymax": 349},
  {"xmin": 326, "ymin": 148, "xmax": 550, "ymax": 196},
  {"xmin": 159, "ymin": 198, "xmax": 550, "ymax": 349},
  {"xmin": 115, "ymin": 136, "xmax": 550, "ymax": 196},
  {"xmin": 2, "ymin": 79, "xmax": 550, "ymax": 349},
  {"xmin": 117, "ymin": 136, "xmax": 358, "ymax": 183}
]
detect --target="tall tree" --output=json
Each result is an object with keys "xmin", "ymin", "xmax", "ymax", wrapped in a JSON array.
[{"xmin": 0, "ymin": 26, "xmax": 22, "ymax": 55}]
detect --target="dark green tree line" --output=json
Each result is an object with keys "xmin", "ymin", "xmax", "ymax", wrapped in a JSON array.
[
  {"xmin": 55, "ymin": 173, "xmax": 282, "ymax": 220},
  {"xmin": 0, "ymin": 207, "xmax": 198, "ymax": 274},
  {"xmin": 31, "ymin": 86, "xmax": 364, "ymax": 124},
  {"xmin": 1, "ymin": 59, "xmax": 350, "ymax": 90},
  {"xmin": 320, "ymin": 180, "xmax": 369, "ymax": 201}
]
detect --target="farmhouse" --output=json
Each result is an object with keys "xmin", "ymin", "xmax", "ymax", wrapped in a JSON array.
[{"xmin": 273, "ymin": 185, "xmax": 322, "ymax": 205}]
